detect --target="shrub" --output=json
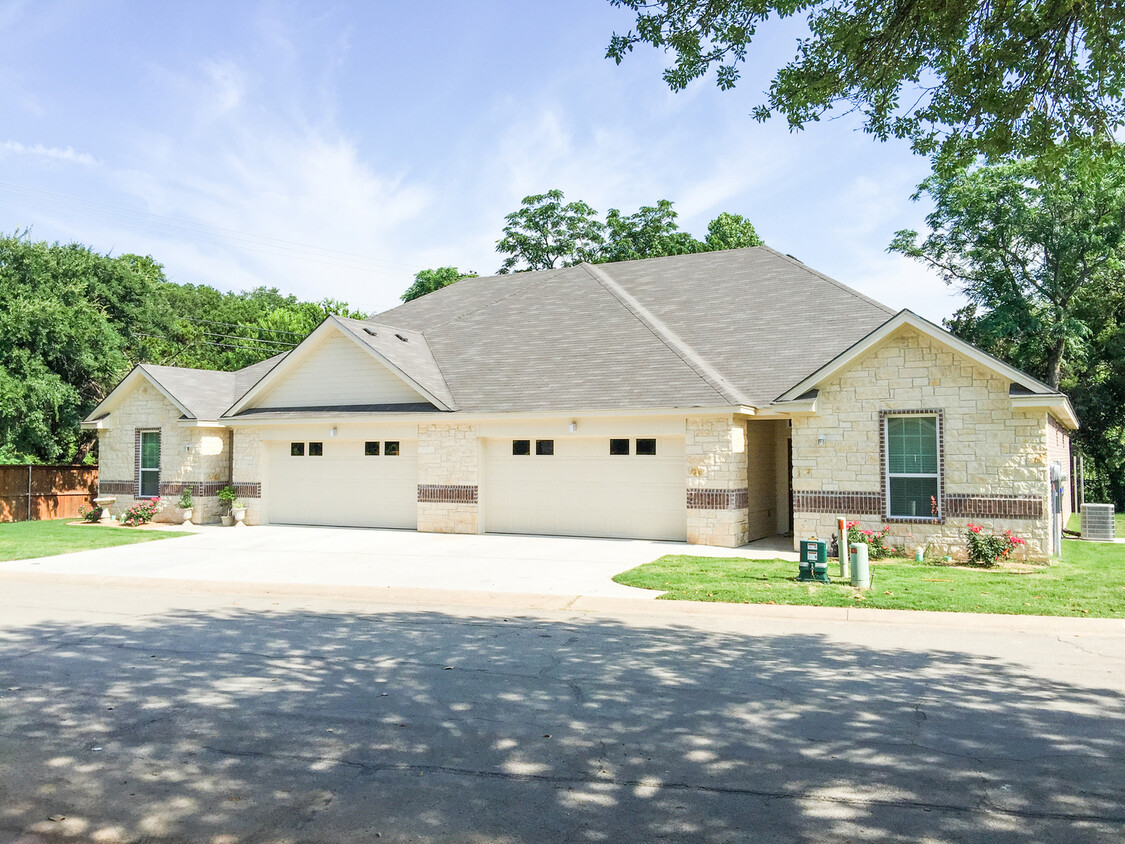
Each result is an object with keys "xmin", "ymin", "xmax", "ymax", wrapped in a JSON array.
[
  {"xmin": 965, "ymin": 523, "xmax": 1026, "ymax": 566},
  {"xmin": 846, "ymin": 521, "xmax": 897, "ymax": 559},
  {"xmin": 218, "ymin": 485, "xmax": 237, "ymax": 513},
  {"xmin": 177, "ymin": 487, "xmax": 193, "ymax": 510},
  {"xmin": 121, "ymin": 498, "xmax": 161, "ymax": 527},
  {"xmin": 77, "ymin": 502, "xmax": 101, "ymax": 523}
]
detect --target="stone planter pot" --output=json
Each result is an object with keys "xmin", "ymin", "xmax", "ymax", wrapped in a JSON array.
[
  {"xmin": 181, "ymin": 508, "xmax": 193, "ymax": 526},
  {"xmin": 231, "ymin": 507, "xmax": 247, "ymax": 527},
  {"xmin": 221, "ymin": 514, "xmax": 235, "ymax": 527}
]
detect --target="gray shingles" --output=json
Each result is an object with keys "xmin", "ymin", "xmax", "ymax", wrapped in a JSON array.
[
  {"xmin": 375, "ymin": 246, "xmax": 896, "ymax": 412},
  {"xmin": 140, "ymin": 354, "xmax": 287, "ymax": 420},
  {"xmin": 139, "ymin": 248, "xmax": 902, "ymax": 418}
]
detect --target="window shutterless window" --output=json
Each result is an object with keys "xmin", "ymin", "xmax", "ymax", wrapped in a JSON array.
[
  {"xmin": 139, "ymin": 431, "xmax": 160, "ymax": 498},
  {"xmin": 535, "ymin": 439, "xmax": 554, "ymax": 456},
  {"xmin": 365, "ymin": 441, "xmax": 380, "ymax": 456},
  {"xmin": 291, "ymin": 442, "xmax": 305, "ymax": 456},
  {"xmin": 885, "ymin": 415, "xmax": 940, "ymax": 518},
  {"xmin": 309, "ymin": 442, "xmax": 323, "ymax": 456},
  {"xmin": 609, "ymin": 438, "xmax": 630, "ymax": 455},
  {"xmin": 636, "ymin": 438, "xmax": 657, "ymax": 455},
  {"xmin": 512, "ymin": 439, "xmax": 531, "ymax": 456},
  {"xmin": 385, "ymin": 441, "xmax": 400, "ymax": 456}
]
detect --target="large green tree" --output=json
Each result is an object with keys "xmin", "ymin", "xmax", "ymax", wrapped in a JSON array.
[
  {"xmin": 606, "ymin": 0, "xmax": 1125, "ymax": 164},
  {"xmin": 496, "ymin": 190, "xmax": 607, "ymax": 272},
  {"xmin": 495, "ymin": 191, "xmax": 764, "ymax": 272},
  {"xmin": 601, "ymin": 199, "xmax": 702, "ymax": 262},
  {"xmin": 891, "ymin": 147, "xmax": 1125, "ymax": 507},
  {"xmin": 0, "ymin": 233, "xmax": 369, "ymax": 464},
  {"xmin": 890, "ymin": 147, "xmax": 1125, "ymax": 390},
  {"xmin": 400, "ymin": 267, "xmax": 478, "ymax": 303},
  {"xmin": 0, "ymin": 233, "xmax": 173, "ymax": 463}
]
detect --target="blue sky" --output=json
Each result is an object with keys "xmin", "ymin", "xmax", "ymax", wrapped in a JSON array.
[{"xmin": 0, "ymin": 0, "xmax": 964, "ymax": 321}]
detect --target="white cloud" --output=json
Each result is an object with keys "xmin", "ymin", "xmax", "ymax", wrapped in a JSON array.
[{"xmin": 0, "ymin": 140, "xmax": 99, "ymax": 167}]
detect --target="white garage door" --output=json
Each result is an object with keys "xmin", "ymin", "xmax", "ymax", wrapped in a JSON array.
[
  {"xmin": 483, "ymin": 436, "xmax": 685, "ymax": 540},
  {"xmin": 267, "ymin": 439, "xmax": 417, "ymax": 528}
]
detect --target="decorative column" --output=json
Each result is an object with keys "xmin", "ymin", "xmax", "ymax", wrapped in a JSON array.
[
  {"xmin": 417, "ymin": 422, "xmax": 480, "ymax": 534},
  {"xmin": 686, "ymin": 415, "xmax": 749, "ymax": 547}
]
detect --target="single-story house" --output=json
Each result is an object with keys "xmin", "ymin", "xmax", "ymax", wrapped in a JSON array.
[{"xmin": 82, "ymin": 247, "xmax": 1076, "ymax": 558}]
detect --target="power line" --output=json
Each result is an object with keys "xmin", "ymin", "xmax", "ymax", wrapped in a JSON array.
[{"xmin": 180, "ymin": 316, "xmax": 308, "ymax": 337}]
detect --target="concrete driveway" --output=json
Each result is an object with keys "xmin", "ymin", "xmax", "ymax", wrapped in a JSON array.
[{"xmin": 0, "ymin": 525, "xmax": 797, "ymax": 598}]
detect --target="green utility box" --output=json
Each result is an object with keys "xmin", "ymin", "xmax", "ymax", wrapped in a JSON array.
[{"xmin": 799, "ymin": 540, "xmax": 829, "ymax": 583}]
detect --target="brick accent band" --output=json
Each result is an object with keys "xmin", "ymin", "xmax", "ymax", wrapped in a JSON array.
[
  {"xmin": 229, "ymin": 482, "xmax": 262, "ymax": 499},
  {"xmin": 792, "ymin": 491, "xmax": 882, "ymax": 515},
  {"xmin": 99, "ymin": 480, "xmax": 135, "ymax": 495},
  {"xmin": 686, "ymin": 488, "xmax": 749, "ymax": 510},
  {"xmin": 418, "ymin": 484, "xmax": 478, "ymax": 504},
  {"xmin": 945, "ymin": 494, "xmax": 1043, "ymax": 519},
  {"xmin": 793, "ymin": 490, "xmax": 1044, "ymax": 520}
]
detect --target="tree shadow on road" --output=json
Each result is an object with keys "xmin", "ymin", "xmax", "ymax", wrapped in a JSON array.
[{"xmin": 0, "ymin": 606, "xmax": 1122, "ymax": 843}]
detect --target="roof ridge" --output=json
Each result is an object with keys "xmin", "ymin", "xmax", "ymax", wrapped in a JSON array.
[
  {"xmin": 579, "ymin": 262, "xmax": 750, "ymax": 406},
  {"xmin": 759, "ymin": 245, "xmax": 897, "ymax": 316}
]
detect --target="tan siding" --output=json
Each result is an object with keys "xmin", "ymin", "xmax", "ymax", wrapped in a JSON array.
[{"xmin": 250, "ymin": 332, "xmax": 426, "ymax": 409}]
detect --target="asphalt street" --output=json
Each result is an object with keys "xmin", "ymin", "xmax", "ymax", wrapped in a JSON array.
[{"xmin": 1, "ymin": 576, "xmax": 1123, "ymax": 843}]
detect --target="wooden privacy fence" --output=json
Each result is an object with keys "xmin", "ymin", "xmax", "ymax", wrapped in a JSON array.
[{"xmin": 0, "ymin": 465, "xmax": 99, "ymax": 522}]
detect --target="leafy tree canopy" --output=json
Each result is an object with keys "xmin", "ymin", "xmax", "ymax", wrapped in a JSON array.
[
  {"xmin": 0, "ymin": 232, "xmax": 366, "ymax": 464},
  {"xmin": 606, "ymin": 0, "xmax": 1125, "ymax": 164},
  {"xmin": 891, "ymin": 146, "xmax": 1125, "ymax": 506},
  {"xmin": 493, "ymin": 190, "xmax": 762, "ymax": 273},
  {"xmin": 400, "ymin": 267, "xmax": 478, "ymax": 303},
  {"xmin": 497, "ymin": 190, "xmax": 607, "ymax": 273},
  {"xmin": 890, "ymin": 146, "xmax": 1125, "ymax": 389}
]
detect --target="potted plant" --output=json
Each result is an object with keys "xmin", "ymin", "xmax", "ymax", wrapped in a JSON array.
[
  {"xmin": 218, "ymin": 484, "xmax": 237, "ymax": 526},
  {"xmin": 231, "ymin": 498, "xmax": 247, "ymax": 527},
  {"xmin": 177, "ymin": 487, "xmax": 194, "ymax": 525}
]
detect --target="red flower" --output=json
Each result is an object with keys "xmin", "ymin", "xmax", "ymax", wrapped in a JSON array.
[
  {"xmin": 967, "ymin": 523, "xmax": 982, "ymax": 533},
  {"xmin": 860, "ymin": 529, "xmax": 873, "ymax": 537}
]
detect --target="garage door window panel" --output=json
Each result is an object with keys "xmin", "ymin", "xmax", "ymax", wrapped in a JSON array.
[
  {"xmin": 385, "ymin": 441, "xmax": 400, "ymax": 456},
  {"xmin": 536, "ymin": 440, "xmax": 554, "ymax": 456},
  {"xmin": 636, "ymin": 438, "xmax": 657, "ymax": 455},
  {"xmin": 512, "ymin": 439, "xmax": 530, "ymax": 456}
]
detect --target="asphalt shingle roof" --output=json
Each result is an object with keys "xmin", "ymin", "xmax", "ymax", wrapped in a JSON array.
[
  {"xmin": 136, "ymin": 247, "xmax": 901, "ymax": 418},
  {"xmin": 374, "ymin": 246, "xmax": 896, "ymax": 412},
  {"xmin": 139, "ymin": 353, "xmax": 287, "ymax": 420}
]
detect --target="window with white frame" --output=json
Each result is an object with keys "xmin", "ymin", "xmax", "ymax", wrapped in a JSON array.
[
  {"xmin": 885, "ymin": 415, "xmax": 940, "ymax": 519},
  {"xmin": 139, "ymin": 430, "xmax": 160, "ymax": 498}
]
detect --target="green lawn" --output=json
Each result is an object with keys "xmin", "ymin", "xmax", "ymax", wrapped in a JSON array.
[
  {"xmin": 0, "ymin": 519, "xmax": 193, "ymax": 562},
  {"xmin": 613, "ymin": 539, "xmax": 1125, "ymax": 618}
]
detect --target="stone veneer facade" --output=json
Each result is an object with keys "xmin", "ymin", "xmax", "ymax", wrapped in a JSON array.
[
  {"xmin": 685, "ymin": 416, "xmax": 750, "ymax": 546},
  {"xmin": 416, "ymin": 422, "xmax": 480, "ymax": 534},
  {"xmin": 791, "ymin": 327, "xmax": 1055, "ymax": 559},
  {"xmin": 96, "ymin": 383, "xmax": 231, "ymax": 524},
  {"xmin": 230, "ymin": 426, "xmax": 265, "ymax": 526}
]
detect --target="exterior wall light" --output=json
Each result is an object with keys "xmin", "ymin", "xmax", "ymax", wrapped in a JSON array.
[
  {"xmin": 329, "ymin": 427, "xmax": 338, "ymax": 438},
  {"xmin": 817, "ymin": 434, "xmax": 826, "ymax": 446},
  {"xmin": 568, "ymin": 421, "xmax": 577, "ymax": 433}
]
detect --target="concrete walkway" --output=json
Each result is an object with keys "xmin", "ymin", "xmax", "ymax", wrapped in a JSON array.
[{"xmin": 0, "ymin": 524, "xmax": 798, "ymax": 599}]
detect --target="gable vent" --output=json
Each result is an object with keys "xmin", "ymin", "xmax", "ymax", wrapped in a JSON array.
[
  {"xmin": 395, "ymin": 333, "xmax": 408, "ymax": 342},
  {"xmin": 363, "ymin": 327, "xmax": 378, "ymax": 337}
]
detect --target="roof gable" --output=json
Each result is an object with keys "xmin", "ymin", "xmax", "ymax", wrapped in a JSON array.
[
  {"xmin": 226, "ymin": 317, "xmax": 450, "ymax": 416},
  {"xmin": 773, "ymin": 310, "xmax": 1078, "ymax": 428}
]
